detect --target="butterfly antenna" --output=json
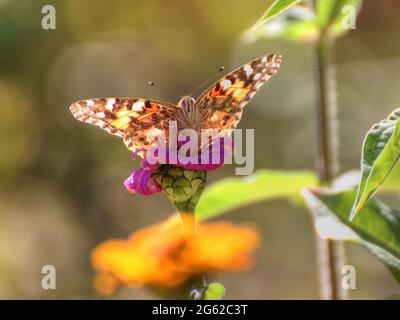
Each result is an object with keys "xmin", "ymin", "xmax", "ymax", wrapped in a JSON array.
[
  {"xmin": 148, "ymin": 81, "xmax": 179, "ymax": 96},
  {"xmin": 189, "ymin": 66, "xmax": 225, "ymax": 97}
]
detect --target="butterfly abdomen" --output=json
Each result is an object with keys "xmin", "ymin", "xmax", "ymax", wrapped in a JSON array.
[{"xmin": 177, "ymin": 96, "xmax": 202, "ymax": 129}]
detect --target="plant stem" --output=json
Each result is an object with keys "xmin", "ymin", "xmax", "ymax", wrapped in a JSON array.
[
  {"xmin": 313, "ymin": 31, "xmax": 346, "ymax": 300},
  {"xmin": 315, "ymin": 33, "xmax": 338, "ymax": 183}
]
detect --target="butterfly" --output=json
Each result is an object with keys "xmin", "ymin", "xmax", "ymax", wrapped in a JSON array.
[{"xmin": 70, "ymin": 53, "xmax": 282, "ymax": 152}]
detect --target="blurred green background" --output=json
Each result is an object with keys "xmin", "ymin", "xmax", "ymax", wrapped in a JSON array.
[{"xmin": 1, "ymin": 0, "xmax": 400, "ymax": 299}]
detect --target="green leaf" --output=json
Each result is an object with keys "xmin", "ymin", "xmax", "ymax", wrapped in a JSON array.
[
  {"xmin": 252, "ymin": 0, "xmax": 303, "ymax": 30},
  {"xmin": 244, "ymin": 3, "xmax": 319, "ymax": 44},
  {"xmin": 196, "ymin": 170, "xmax": 318, "ymax": 220},
  {"xmin": 380, "ymin": 167, "xmax": 400, "ymax": 193},
  {"xmin": 204, "ymin": 283, "xmax": 225, "ymax": 300},
  {"xmin": 302, "ymin": 188, "xmax": 400, "ymax": 283},
  {"xmin": 351, "ymin": 109, "xmax": 400, "ymax": 219},
  {"xmin": 190, "ymin": 283, "xmax": 226, "ymax": 300},
  {"xmin": 244, "ymin": 18, "xmax": 319, "ymax": 44}
]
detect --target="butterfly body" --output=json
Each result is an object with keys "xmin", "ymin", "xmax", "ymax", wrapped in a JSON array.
[
  {"xmin": 70, "ymin": 53, "xmax": 282, "ymax": 152},
  {"xmin": 176, "ymin": 95, "xmax": 202, "ymax": 130}
]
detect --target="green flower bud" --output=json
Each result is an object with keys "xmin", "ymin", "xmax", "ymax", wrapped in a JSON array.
[{"xmin": 152, "ymin": 165, "xmax": 207, "ymax": 213}]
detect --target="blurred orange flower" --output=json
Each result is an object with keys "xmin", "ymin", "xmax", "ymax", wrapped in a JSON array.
[{"xmin": 91, "ymin": 214, "xmax": 260, "ymax": 295}]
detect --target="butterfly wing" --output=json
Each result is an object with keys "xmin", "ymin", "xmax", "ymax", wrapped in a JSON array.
[
  {"xmin": 196, "ymin": 53, "xmax": 282, "ymax": 131},
  {"xmin": 70, "ymin": 98, "xmax": 178, "ymax": 152}
]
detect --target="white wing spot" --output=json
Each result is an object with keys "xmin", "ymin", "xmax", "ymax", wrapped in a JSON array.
[
  {"xmin": 87, "ymin": 100, "xmax": 94, "ymax": 106},
  {"xmin": 105, "ymin": 99, "xmax": 115, "ymax": 111},
  {"xmin": 220, "ymin": 79, "xmax": 232, "ymax": 89},
  {"xmin": 132, "ymin": 101, "xmax": 145, "ymax": 111},
  {"xmin": 253, "ymin": 73, "xmax": 262, "ymax": 81},
  {"xmin": 97, "ymin": 112, "xmax": 106, "ymax": 118},
  {"xmin": 243, "ymin": 64, "xmax": 253, "ymax": 78}
]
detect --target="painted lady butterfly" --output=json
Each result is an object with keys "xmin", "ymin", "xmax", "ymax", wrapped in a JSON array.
[{"xmin": 70, "ymin": 53, "xmax": 282, "ymax": 152}]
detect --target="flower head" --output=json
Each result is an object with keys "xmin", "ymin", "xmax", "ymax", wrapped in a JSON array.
[
  {"xmin": 91, "ymin": 214, "xmax": 259, "ymax": 296},
  {"xmin": 124, "ymin": 137, "xmax": 233, "ymax": 197}
]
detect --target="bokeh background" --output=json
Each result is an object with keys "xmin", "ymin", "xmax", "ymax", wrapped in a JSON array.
[{"xmin": 1, "ymin": 0, "xmax": 400, "ymax": 299}]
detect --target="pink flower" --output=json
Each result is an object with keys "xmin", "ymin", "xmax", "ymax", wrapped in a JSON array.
[
  {"xmin": 124, "ymin": 161, "xmax": 162, "ymax": 196},
  {"xmin": 124, "ymin": 137, "xmax": 233, "ymax": 196},
  {"xmin": 176, "ymin": 136, "xmax": 233, "ymax": 171}
]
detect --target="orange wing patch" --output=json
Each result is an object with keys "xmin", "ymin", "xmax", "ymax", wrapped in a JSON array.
[
  {"xmin": 70, "ymin": 98, "xmax": 178, "ymax": 151},
  {"xmin": 197, "ymin": 53, "xmax": 282, "ymax": 131}
]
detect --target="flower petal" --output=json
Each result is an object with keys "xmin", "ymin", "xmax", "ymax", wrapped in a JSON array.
[
  {"xmin": 124, "ymin": 168, "xmax": 161, "ymax": 196},
  {"xmin": 90, "ymin": 214, "xmax": 260, "ymax": 290}
]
